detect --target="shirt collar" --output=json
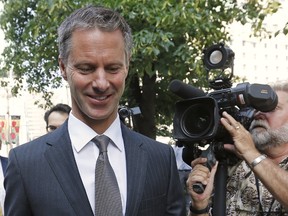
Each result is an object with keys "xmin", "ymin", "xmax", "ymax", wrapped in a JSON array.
[{"xmin": 68, "ymin": 113, "xmax": 124, "ymax": 153}]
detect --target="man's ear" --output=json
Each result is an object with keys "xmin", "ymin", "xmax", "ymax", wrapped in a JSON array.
[
  {"xmin": 125, "ymin": 56, "xmax": 131, "ymax": 79},
  {"xmin": 59, "ymin": 57, "xmax": 67, "ymax": 80}
]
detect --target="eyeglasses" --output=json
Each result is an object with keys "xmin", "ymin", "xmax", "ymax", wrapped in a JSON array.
[{"xmin": 46, "ymin": 125, "xmax": 58, "ymax": 133}]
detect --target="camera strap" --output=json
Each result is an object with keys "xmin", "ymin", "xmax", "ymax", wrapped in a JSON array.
[{"xmin": 255, "ymin": 177, "xmax": 276, "ymax": 216}]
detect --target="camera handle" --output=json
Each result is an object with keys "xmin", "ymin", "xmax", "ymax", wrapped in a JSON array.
[
  {"xmin": 192, "ymin": 144, "xmax": 227, "ymax": 216},
  {"xmin": 192, "ymin": 145, "xmax": 216, "ymax": 194}
]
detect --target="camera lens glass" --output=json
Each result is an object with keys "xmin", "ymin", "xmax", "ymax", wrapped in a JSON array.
[
  {"xmin": 118, "ymin": 107, "xmax": 130, "ymax": 119},
  {"xmin": 181, "ymin": 104, "xmax": 213, "ymax": 138},
  {"xmin": 209, "ymin": 50, "xmax": 223, "ymax": 65}
]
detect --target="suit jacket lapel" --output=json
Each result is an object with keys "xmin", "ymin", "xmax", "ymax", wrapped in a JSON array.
[
  {"xmin": 44, "ymin": 122, "xmax": 94, "ymax": 216},
  {"xmin": 121, "ymin": 125, "xmax": 148, "ymax": 216}
]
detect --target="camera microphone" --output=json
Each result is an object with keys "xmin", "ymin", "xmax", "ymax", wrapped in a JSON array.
[{"xmin": 169, "ymin": 79, "xmax": 206, "ymax": 99}]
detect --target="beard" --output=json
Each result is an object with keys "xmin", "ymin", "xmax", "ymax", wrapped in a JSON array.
[{"xmin": 249, "ymin": 120, "xmax": 288, "ymax": 152}]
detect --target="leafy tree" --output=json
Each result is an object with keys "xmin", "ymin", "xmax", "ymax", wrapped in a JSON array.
[{"xmin": 0, "ymin": 0, "xmax": 283, "ymax": 139}]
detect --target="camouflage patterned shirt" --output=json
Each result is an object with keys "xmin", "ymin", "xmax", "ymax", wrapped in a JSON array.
[{"xmin": 225, "ymin": 157, "xmax": 288, "ymax": 215}]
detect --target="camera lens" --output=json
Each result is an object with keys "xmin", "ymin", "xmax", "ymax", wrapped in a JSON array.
[
  {"xmin": 118, "ymin": 107, "xmax": 130, "ymax": 119},
  {"xmin": 180, "ymin": 104, "xmax": 213, "ymax": 138}
]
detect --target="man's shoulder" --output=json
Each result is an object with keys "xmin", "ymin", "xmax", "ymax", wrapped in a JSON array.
[
  {"xmin": 126, "ymin": 127, "xmax": 168, "ymax": 145},
  {"xmin": 10, "ymin": 131, "xmax": 62, "ymax": 155},
  {"xmin": 0, "ymin": 155, "xmax": 8, "ymax": 162},
  {"xmin": 15, "ymin": 124, "xmax": 69, "ymax": 151}
]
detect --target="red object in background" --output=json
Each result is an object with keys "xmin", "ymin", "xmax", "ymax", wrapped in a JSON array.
[
  {"xmin": 11, "ymin": 121, "xmax": 17, "ymax": 127},
  {"xmin": 10, "ymin": 115, "xmax": 21, "ymax": 145},
  {"xmin": 10, "ymin": 133, "xmax": 16, "ymax": 140},
  {"xmin": 15, "ymin": 126, "xmax": 19, "ymax": 133}
]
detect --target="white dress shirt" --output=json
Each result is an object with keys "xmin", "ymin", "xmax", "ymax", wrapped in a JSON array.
[
  {"xmin": 172, "ymin": 145, "xmax": 192, "ymax": 171},
  {"xmin": 68, "ymin": 113, "xmax": 127, "ymax": 215}
]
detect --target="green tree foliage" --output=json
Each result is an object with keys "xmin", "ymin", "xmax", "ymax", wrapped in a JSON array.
[{"xmin": 0, "ymin": 0, "xmax": 283, "ymax": 139}]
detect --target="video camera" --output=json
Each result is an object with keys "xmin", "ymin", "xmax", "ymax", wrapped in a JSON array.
[
  {"xmin": 171, "ymin": 80, "xmax": 278, "ymax": 145},
  {"xmin": 170, "ymin": 42, "xmax": 278, "ymax": 213},
  {"xmin": 169, "ymin": 42, "xmax": 278, "ymax": 170},
  {"xmin": 170, "ymin": 43, "xmax": 278, "ymax": 195},
  {"xmin": 118, "ymin": 105, "xmax": 141, "ymax": 130},
  {"xmin": 170, "ymin": 42, "xmax": 278, "ymax": 145},
  {"xmin": 118, "ymin": 106, "xmax": 141, "ymax": 120}
]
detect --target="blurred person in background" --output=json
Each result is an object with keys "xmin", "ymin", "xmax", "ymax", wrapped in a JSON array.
[
  {"xmin": 44, "ymin": 103, "xmax": 71, "ymax": 133},
  {"xmin": 0, "ymin": 139, "xmax": 7, "ymax": 216}
]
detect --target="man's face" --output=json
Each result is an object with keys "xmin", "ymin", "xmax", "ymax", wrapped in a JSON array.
[
  {"xmin": 46, "ymin": 111, "xmax": 69, "ymax": 133},
  {"xmin": 59, "ymin": 28, "xmax": 128, "ymax": 132},
  {"xmin": 249, "ymin": 91, "xmax": 288, "ymax": 151}
]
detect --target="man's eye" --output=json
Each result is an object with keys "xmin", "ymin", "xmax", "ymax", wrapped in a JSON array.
[
  {"xmin": 107, "ymin": 67, "xmax": 120, "ymax": 73},
  {"xmin": 271, "ymin": 106, "xmax": 280, "ymax": 112},
  {"xmin": 77, "ymin": 66, "xmax": 94, "ymax": 73},
  {"xmin": 47, "ymin": 125, "xmax": 57, "ymax": 132}
]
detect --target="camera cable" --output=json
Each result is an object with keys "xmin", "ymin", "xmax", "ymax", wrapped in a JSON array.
[{"xmin": 255, "ymin": 177, "xmax": 277, "ymax": 216}]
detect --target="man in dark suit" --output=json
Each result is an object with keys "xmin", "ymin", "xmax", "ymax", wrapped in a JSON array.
[
  {"xmin": 4, "ymin": 5, "xmax": 186, "ymax": 216},
  {"xmin": 0, "ymin": 140, "xmax": 7, "ymax": 174},
  {"xmin": 0, "ymin": 157, "xmax": 7, "ymax": 176},
  {"xmin": 0, "ymin": 140, "xmax": 7, "ymax": 216}
]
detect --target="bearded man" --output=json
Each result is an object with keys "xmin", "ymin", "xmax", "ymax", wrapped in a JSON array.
[{"xmin": 187, "ymin": 81, "xmax": 288, "ymax": 215}]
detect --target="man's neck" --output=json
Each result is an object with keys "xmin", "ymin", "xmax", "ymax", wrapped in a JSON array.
[{"xmin": 264, "ymin": 143, "xmax": 288, "ymax": 164}]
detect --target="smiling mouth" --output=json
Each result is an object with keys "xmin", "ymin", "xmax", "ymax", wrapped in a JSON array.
[
  {"xmin": 94, "ymin": 95, "xmax": 108, "ymax": 100},
  {"xmin": 88, "ymin": 94, "xmax": 112, "ymax": 102}
]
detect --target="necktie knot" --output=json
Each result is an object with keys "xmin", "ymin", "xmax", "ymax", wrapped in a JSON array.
[{"xmin": 92, "ymin": 135, "xmax": 110, "ymax": 153}]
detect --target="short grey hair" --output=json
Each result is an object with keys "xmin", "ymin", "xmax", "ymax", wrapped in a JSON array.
[
  {"xmin": 270, "ymin": 81, "xmax": 288, "ymax": 93},
  {"xmin": 57, "ymin": 5, "xmax": 133, "ymax": 65}
]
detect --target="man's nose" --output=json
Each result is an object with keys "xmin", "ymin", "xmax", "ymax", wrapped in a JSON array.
[{"xmin": 92, "ymin": 69, "xmax": 109, "ymax": 91}]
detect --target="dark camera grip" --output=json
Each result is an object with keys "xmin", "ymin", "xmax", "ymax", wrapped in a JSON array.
[
  {"xmin": 192, "ymin": 182, "xmax": 205, "ymax": 194},
  {"xmin": 191, "ymin": 146, "xmax": 216, "ymax": 194}
]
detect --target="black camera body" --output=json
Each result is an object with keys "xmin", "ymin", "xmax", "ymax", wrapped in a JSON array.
[
  {"xmin": 170, "ymin": 43, "xmax": 279, "ymax": 198},
  {"xmin": 118, "ymin": 106, "xmax": 141, "ymax": 119},
  {"xmin": 173, "ymin": 82, "xmax": 278, "ymax": 146}
]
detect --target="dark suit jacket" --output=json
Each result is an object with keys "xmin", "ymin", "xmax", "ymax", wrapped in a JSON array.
[
  {"xmin": 0, "ymin": 156, "xmax": 7, "ymax": 175},
  {"xmin": 4, "ymin": 121, "xmax": 186, "ymax": 216}
]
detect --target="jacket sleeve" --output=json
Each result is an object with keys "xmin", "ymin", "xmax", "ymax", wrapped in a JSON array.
[
  {"xmin": 4, "ymin": 149, "xmax": 33, "ymax": 216},
  {"xmin": 166, "ymin": 145, "xmax": 187, "ymax": 216}
]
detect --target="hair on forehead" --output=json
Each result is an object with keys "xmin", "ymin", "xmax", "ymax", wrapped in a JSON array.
[
  {"xmin": 65, "ymin": 5, "xmax": 125, "ymax": 30},
  {"xmin": 57, "ymin": 5, "xmax": 133, "ymax": 65},
  {"xmin": 270, "ymin": 81, "xmax": 288, "ymax": 93}
]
